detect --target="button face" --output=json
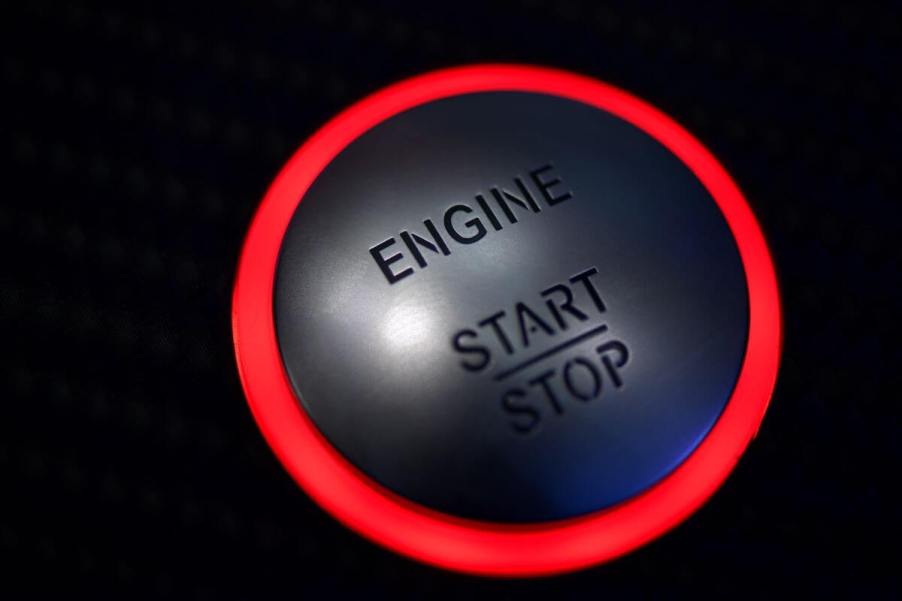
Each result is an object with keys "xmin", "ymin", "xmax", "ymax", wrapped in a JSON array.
[
  {"xmin": 274, "ymin": 92, "xmax": 748, "ymax": 522},
  {"xmin": 232, "ymin": 65, "xmax": 781, "ymax": 575}
]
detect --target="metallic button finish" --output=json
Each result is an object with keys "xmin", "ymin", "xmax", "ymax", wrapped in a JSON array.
[{"xmin": 273, "ymin": 91, "xmax": 748, "ymax": 522}]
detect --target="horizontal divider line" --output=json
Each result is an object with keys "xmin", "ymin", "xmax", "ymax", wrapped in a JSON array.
[{"xmin": 493, "ymin": 323, "xmax": 608, "ymax": 381}]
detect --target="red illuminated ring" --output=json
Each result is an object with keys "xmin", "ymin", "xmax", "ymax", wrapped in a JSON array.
[{"xmin": 231, "ymin": 64, "xmax": 782, "ymax": 576}]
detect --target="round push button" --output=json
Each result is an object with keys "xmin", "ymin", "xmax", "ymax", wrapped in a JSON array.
[{"xmin": 232, "ymin": 65, "xmax": 782, "ymax": 575}]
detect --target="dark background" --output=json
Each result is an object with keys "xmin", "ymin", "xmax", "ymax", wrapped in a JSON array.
[{"xmin": 2, "ymin": 1, "xmax": 899, "ymax": 598}]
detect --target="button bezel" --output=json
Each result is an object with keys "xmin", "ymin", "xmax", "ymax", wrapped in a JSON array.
[{"xmin": 232, "ymin": 64, "xmax": 782, "ymax": 576}]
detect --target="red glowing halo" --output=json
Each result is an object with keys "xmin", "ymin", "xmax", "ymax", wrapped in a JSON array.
[{"xmin": 231, "ymin": 64, "xmax": 782, "ymax": 576}]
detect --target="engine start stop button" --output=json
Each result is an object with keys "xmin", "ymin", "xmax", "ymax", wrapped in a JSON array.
[{"xmin": 232, "ymin": 65, "xmax": 782, "ymax": 576}]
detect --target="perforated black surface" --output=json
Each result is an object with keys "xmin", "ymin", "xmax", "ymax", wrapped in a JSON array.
[{"xmin": 2, "ymin": 1, "xmax": 899, "ymax": 597}]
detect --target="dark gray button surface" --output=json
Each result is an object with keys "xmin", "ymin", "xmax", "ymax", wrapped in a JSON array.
[{"xmin": 274, "ymin": 92, "xmax": 748, "ymax": 523}]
